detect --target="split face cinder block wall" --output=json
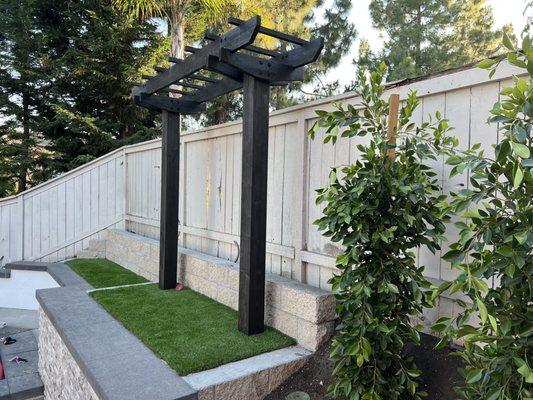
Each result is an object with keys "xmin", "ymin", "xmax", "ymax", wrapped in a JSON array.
[{"xmin": 103, "ymin": 229, "xmax": 335, "ymax": 351}]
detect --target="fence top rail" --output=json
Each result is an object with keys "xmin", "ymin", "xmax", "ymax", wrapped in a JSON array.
[{"xmin": 0, "ymin": 60, "xmax": 523, "ymax": 205}]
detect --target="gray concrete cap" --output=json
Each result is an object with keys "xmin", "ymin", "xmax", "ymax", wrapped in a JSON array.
[{"xmin": 37, "ymin": 286, "xmax": 197, "ymax": 400}]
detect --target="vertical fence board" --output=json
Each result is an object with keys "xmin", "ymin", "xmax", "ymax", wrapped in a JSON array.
[
  {"xmin": 440, "ymin": 88, "xmax": 471, "ymax": 282},
  {"xmin": 417, "ymin": 93, "xmax": 446, "ymax": 280}
]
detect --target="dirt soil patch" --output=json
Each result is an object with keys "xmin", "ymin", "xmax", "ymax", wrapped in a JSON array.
[{"xmin": 266, "ymin": 333, "xmax": 463, "ymax": 400}]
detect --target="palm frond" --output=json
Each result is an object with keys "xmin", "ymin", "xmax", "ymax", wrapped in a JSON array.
[{"xmin": 112, "ymin": 0, "xmax": 166, "ymax": 20}]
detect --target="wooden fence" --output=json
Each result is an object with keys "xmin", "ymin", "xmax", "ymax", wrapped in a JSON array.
[{"xmin": 0, "ymin": 61, "xmax": 523, "ymax": 292}]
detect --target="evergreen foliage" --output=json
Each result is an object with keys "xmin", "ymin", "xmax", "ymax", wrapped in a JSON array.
[
  {"xmin": 0, "ymin": 0, "xmax": 49, "ymax": 195},
  {"xmin": 38, "ymin": 0, "xmax": 163, "ymax": 172},
  {"xmin": 201, "ymin": 0, "xmax": 357, "ymax": 125},
  {"xmin": 0, "ymin": 0, "xmax": 163, "ymax": 195},
  {"xmin": 431, "ymin": 33, "xmax": 533, "ymax": 400},
  {"xmin": 358, "ymin": 0, "xmax": 513, "ymax": 81},
  {"xmin": 308, "ymin": 63, "xmax": 453, "ymax": 400}
]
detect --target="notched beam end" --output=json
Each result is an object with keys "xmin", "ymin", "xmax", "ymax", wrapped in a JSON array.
[
  {"xmin": 185, "ymin": 46, "xmax": 199, "ymax": 53},
  {"xmin": 278, "ymin": 37, "xmax": 324, "ymax": 68},
  {"xmin": 221, "ymin": 15, "xmax": 261, "ymax": 52},
  {"xmin": 133, "ymin": 93, "xmax": 205, "ymax": 115}
]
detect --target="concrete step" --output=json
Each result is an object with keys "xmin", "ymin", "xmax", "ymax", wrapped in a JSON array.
[
  {"xmin": 87, "ymin": 238, "xmax": 106, "ymax": 253},
  {"xmin": 0, "ymin": 268, "xmax": 10, "ymax": 279},
  {"xmin": 75, "ymin": 250, "xmax": 103, "ymax": 259}
]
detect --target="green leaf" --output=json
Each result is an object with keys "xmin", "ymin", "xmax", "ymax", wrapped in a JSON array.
[
  {"xmin": 511, "ymin": 142, "xmax": 530, "ymax": 158},
  {"xmin": 513, "ymin": 166, "xmax": 523, "ymax": 188},
  {"xmin": 466, "ymin": 369, "xmax": 483, "ymax": 384},
  {"xmin": 432, "ymin": 323, "xmax": 447, "ymax": 333},
  {"xmin": 356, "ymin": 354, "xmax": 364, "ymax": 367},
  {"xmin": 387, "ymin": 283, "xmax": 399, "ymax": 294},
  {"xmin": 497, "ymin": 245, "xmax": 514, "ymax": 257},
  {"xmin": 434, "ymin": 337, "xmax": 448, "ymax": 350},
  {"xmin": 488, "ymin": 315, "xmax": 498, "ymax": 333},
  {"xmin": 486, "ymin": 389, "xmax": 501, "ymax": 400},
  {"xmin": 517, "ymin": 363, "xmax": 533, "ymax": 384},
  {"xmin": 406, "ymin": 370, "xmax": 421, "ymax": 378},
  {"xmin": 513, "ymin": 165, "xmax": 524, "ymax": 189},
  {"xmin": 456, "ymin": 325, "xmax": 480, "ymax": 338},
  {"xmin": 442, "ymin": 249, "xmax": 463, "ymax": 262},
  {"xmin": 503, "ymin": 32, "xmax": 514, "ymax": 50},
  {"xmin": 308, "ymin": 121, "xmax": 319, "ymax": 139},
  {"xmin": 476, "ymin": 59, "xmax": 496, "ymax": 69}
]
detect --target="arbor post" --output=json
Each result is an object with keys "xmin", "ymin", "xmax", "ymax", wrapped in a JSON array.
[
  {"xmin": 238, "ymin": 74, "xmax": 269, "ymax": 335},
  {"xmin": 159, "ymin": 110, "xmax": 181, "ymax": 289}
]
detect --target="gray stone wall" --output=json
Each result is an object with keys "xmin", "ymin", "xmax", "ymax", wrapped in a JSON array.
[
  {"xmin": 104, "ymin": 229, "xmax": 335, "ymax": 351},
  {"xmin": 184, "ymin": 346, "xmax": 311, "ymax": 400},
  {"xmin": 38, "ymin": 308, "xmax": 99, "ymax": 400}
]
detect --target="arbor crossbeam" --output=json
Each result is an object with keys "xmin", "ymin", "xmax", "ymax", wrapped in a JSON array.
[{"xmin": 133, "ymin": 15, "xmax": 323, "ymax": 113}]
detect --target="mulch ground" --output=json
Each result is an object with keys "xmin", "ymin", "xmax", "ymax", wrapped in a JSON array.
[{"xmin": 266, "ymin": 333, "xmax": 463, "ymax": 400}]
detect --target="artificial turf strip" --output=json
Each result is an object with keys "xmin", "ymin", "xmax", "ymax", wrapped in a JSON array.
[
  {"xmin": 67, "ymin": 258, "xmax": 148, "ymax": 288},
  {"xmin": 91, "ymin": 284, "xmax": 296, "ymax": 375}
]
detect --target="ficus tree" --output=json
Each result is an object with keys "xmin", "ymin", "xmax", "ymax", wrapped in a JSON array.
[
  {"xmin": 430, "ymin": 33, "xmax": 533, "ymax": 400},
  {"xmin": 308, "ymin": 63, "xmax": 453, "ymax": 400}
]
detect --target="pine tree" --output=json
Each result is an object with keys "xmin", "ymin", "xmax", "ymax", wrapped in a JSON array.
[
  {"xmin": 310, "ymin": 0, "xmax": 356, "ymax": 83},
  {"xmin": 36, "ymin": 0, "xmax": 164, "ymax": 173},
  {"xmin": 447, "ymin": 0, "xmax": 512, "ymax": 67},
  {"xmin": 0, "ymin": 0, "xmax": 164, "ymax": 195},
  {"xmin": 359, "ymin": 0, "xmax": 511, "ymax": 81},
  {"xmin": 0, "ymin": 0, "xmax": 48, "ymax": 195},
  {"xmin": 201, "ymin": 0, "xmax": 325, "ymax": 125}
]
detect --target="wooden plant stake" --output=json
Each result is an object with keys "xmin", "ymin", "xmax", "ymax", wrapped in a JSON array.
[{"xmin": 386, "ymin": 93, "xmax": 400, "ymax": 168}]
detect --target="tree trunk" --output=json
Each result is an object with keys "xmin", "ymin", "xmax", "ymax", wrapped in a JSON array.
[
  {"xmin": 212, "ymin": 97, "xmax": 230, "ymax": 125},
  {"xmin": 169, "ymin": 5, "xmax": 184, "ymax": 100},
  {"xmin": 170, "ymin": 9, "xmax": 184, "ymax": 59},
  {"xmin": 415, "ymin": 4, "xmax": 422, "ymax": 71}
]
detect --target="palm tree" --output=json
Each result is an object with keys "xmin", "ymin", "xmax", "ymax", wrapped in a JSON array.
[
  {"xmin": 112, "ymin": 0, "xmax": 271, "ymax": 60},
  {"xmin": 112, "ymin": 0, "xmax": 187, "ymax": 58}
]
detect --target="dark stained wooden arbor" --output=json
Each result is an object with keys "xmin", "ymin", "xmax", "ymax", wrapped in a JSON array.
[{"xmin": 132, "ymin": 15, "xmax": 323, "ymax": 335}]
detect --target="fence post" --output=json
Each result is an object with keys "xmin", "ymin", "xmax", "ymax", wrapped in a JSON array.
[
  {"xmin": 18, "ymin": 194, "xmax": 24, "ymax": 261},
  {"xmin": 291, "ymin": 113, "xmax": 308, "ymax": 283},
  {"xmin": 121, "ymin": 147, "xmax": 128, "ymax": 230}
]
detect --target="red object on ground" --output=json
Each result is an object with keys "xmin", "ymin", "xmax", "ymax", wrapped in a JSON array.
[
  {"xmin": 175, "ymin": 283, "xmax": 184, "ymax": 292},
  {"xmin": 0, "ymin": 360, "xmax": 4, "ymax": 380}
]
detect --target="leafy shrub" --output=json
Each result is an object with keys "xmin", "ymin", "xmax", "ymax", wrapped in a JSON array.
[
  {"xmin": 308, "ymin": 63, "xmax": 452, "ymax": 400},
  {"xmin": 431, "ymin": 34, "xmax": 533, "ymax": 400}
]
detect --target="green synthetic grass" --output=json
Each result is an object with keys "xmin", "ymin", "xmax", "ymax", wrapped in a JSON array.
[
  {"xmin": 67, "ymin": 258, "xmax": 148, "ymax": 288},
  {"xmin": 91, "ymin": 284, "xmax": 295, "ymax": 375}
]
